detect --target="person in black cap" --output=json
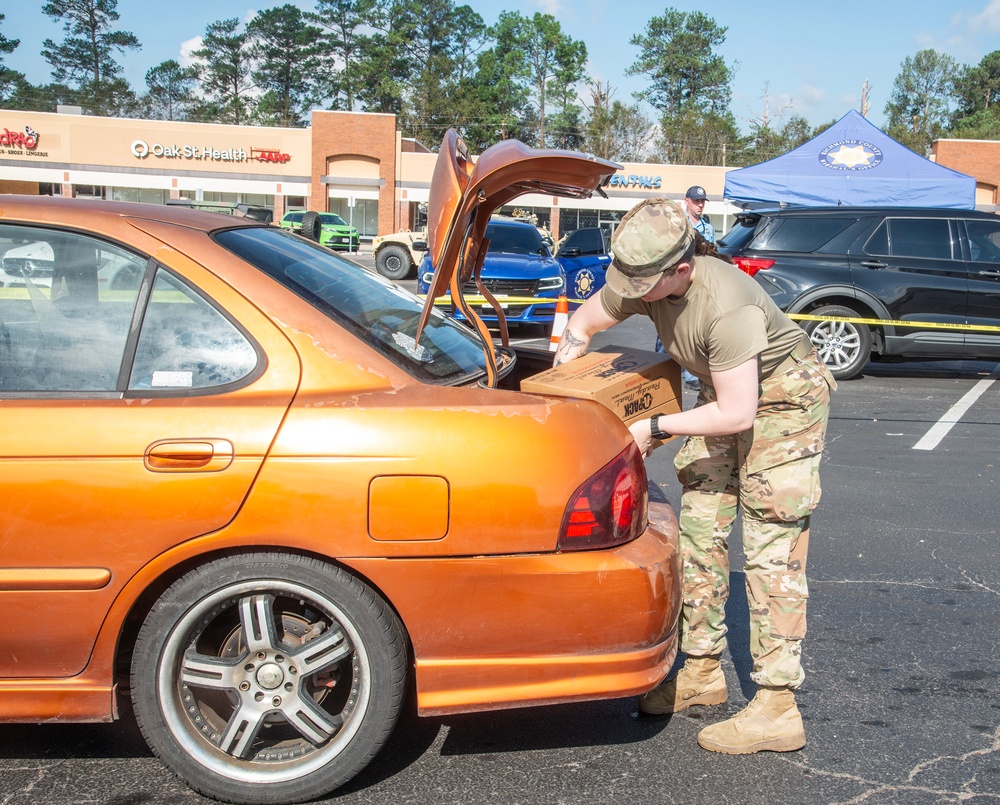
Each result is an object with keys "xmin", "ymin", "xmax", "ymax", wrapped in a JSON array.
[{"xmin": 684, "ymin": 186, "xmax": 715, "ymax": 243}]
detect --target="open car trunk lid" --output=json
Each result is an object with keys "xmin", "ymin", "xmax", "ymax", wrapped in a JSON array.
[{"xmin": 416, "ymin": 130, "xmax": 620, "ymax": 386}]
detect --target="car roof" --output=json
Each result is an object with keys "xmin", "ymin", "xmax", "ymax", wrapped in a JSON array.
[{"xmin": 0, "ymin": 195, "xmax": 269, "ymax": 234}]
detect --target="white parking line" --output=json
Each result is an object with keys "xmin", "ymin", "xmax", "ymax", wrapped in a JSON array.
[{"xmin": 913, "ymin": 365, "xmax": 1000, "ymax": 450}]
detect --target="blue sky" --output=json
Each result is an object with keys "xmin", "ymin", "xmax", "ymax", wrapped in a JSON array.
[{"xmin": 6, "ymin": 0, "xmax": 999, "ymax": 132}]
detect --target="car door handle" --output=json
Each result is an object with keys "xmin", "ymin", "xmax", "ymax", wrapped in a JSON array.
[
  {"xmin": 145, "ymin": 439, "xmax": 234, "ymax": 472},
  {"xmin": 859, "ymin": 260, "xmax": 888, "ymax": 269},
  {"xmin": 978, "ymin": 268, "xmax": 1000, "ymax": 278}
]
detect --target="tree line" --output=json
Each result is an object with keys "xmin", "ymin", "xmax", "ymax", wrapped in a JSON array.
[{"xmin": 1, "ymin": 1, "xmax": 997, "ymax": 167}]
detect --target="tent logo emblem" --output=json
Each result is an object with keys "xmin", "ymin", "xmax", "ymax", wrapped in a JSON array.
[{"xmin": 819, "ymin": 139, "xmax": 883, "ymax": 171}]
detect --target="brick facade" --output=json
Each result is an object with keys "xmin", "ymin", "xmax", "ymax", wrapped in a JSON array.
[
  {"xmin": 932, "ymin": 139, "xmax": 1000, "ymax": 206},
  {"xmin": 310, "ymin": 111, "xmax": 399, "ymax": 234}
]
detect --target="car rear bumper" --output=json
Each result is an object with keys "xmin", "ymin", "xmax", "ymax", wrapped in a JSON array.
[
  {"xmin": 415, "ymin": 619, "xmax": 679, "ymax": 716},
  {"xmin": 342, "ymin": 500, "xmax": 681, "ymax": 716}
]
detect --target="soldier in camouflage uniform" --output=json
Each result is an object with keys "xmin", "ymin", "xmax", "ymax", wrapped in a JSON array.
[{"xmin": 553, "ymin": 198, "xmax": 835, "ymax": 754}]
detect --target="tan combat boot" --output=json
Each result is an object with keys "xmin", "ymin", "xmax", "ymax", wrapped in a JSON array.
[
  {"xmin": 697, "ymin": 686, "xmax": 806, "ymax": 754},
  {"xmin": 638, "ymin": 655, "xmax": 728, "ymax": 715}
]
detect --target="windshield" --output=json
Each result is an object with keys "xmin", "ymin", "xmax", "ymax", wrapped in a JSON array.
[
  {"xmin": 485, "ymin": 222, "xmax": 547, "ymax": 255},
  {"xmin": 321, "ymin": 213, "xmax": 349, "ymax": 227},
  {"xmin": 215, "ymin": 227, "xmax": 488, "ymax": 385}
]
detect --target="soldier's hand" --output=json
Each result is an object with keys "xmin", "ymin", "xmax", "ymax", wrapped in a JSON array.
[{"xmin": 629, "ymin": 418, "xmax": 655, "ymax": 457}]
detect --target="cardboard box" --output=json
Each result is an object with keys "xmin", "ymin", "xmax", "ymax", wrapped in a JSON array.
[{"xmin": 520, "ymin": 346, "xmax": 682, "ymax": 437}]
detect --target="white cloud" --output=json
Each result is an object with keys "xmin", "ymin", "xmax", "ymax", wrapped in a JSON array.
[
  {"xmin": 529, "ymin": 0, "xmax": 564, "ymax": 15},
  {"xmin": 834, "ymin": 92, "xmax": 861, "ymax": 119},
  {"xmin": 971, "ymin": 0, "xmax": 1000, "ymax": 31},
  {"xmin": 797, "ymin": 84, "xmax": 826, "ymax": 105},
  {"xmin": 179, "ymin": 36, "xmax": 203, "ymax": 68}
]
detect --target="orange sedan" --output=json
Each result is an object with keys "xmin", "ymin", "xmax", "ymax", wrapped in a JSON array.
[{"xmin": 0, "ymin": 132, "xmax": 679, "ymax": 804}]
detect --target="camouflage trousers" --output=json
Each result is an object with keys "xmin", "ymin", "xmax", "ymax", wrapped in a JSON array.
[{"xmin": 673, "ymin": 347, "xmax": 835, "ymax": 689}]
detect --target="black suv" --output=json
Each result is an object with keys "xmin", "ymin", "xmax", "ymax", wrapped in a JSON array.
[{"xmin": 719, "ymin": 207, "xmax": 1000, "ymax": 379}]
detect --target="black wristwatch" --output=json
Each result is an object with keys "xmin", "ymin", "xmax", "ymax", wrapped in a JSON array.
[{"xmin": 650, "ymin": 414, "xmax": 671, "ymax": 441}]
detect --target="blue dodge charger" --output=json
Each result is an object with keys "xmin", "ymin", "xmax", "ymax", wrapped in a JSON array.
[{"xmin": 418, "ymin": 219, "xmax": 610, "ymax": 325}]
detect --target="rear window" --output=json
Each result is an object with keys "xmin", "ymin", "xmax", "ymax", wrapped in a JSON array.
[
  {"xmin": 717, "ymin": 221, "xmax": 757, "ymax": 254},
  {"xmin": 748, "ymin": 216, "xmax": 857, "ymax": 253},
  {"xmin": 214, "ymin": 227, "xmax": 487, "ymax": 385}
]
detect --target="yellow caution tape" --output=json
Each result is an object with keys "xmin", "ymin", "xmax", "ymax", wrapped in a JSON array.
[
  {"xmin": 421, "ymin": 298, "xmax": 1000, "ymax": 333},
  {"xmin": 789, "ymin": 313, "xmax": 1000, "ymax": 334}
]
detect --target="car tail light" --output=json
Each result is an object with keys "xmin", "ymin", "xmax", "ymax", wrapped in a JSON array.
[
  {"xmin": 733, "ymin": 256, "xmax": 775, "ymax": 276},
  {"xmin": 558, "ymin": 442, "xmax": 648, "ymax": 551}
]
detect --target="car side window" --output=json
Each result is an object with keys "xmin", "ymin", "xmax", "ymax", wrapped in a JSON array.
[
  {"xmin": 0, "ymin": 224, "xmax": 147, "ymax": 392},
  {"xmin": 748, "ymin": 217, "xmax": 855, "ymax": 252},
  {"xmin": 965, "ymin": 220, "xmax": 1000, "ymax": 263},
  {"xmin": 864, "ymin": 221, "xmax": 890, "ymax": 255},
  {"xmin": 561, "ymin": 228, "xmax": 605, "ymax": 255},
  {"xmin": 128, "ymin": 269, "xmax": 258, "ymax": 391},
  {"xmin": 887, "ymin": 218, "xmax": 955, "ymax": 260}
]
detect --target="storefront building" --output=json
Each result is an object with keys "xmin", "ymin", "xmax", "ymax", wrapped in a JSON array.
[
  {"xmin": 932, "ymin": 138, "xmax": 1000, "ymax": 210},
  {"xmin": 0, "ymin": 107, "xmax": 740, "ymax": 242}
]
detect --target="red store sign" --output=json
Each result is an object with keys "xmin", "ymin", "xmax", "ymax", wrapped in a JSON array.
[
  {"xmin": 1, "ymin": 125, "xmax": 40, "ymax": 150},
  {"xmin": 252, "ymin": 148, "xmax": 291, "ymax": 164}
]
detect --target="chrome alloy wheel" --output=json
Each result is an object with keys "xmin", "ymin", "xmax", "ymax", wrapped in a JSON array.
[
  {"xmin": 809, "ymin": 319, "xmax": 862, "ymax": 371},
  {"xmin": 132, "ymin": 554, "xmax": 406, "ymax": 803},
  {"xmin": 803, "ymin": 304, "xmax": 872, "ymax": 380},
  {"xmin": 157, "ymin": 581, "xmax": 371, "ymax": 783}
]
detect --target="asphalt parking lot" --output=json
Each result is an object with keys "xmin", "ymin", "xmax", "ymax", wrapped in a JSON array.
[{"xmin": 2, "ymin": 258, "xmax": 998, "ymax": 804}]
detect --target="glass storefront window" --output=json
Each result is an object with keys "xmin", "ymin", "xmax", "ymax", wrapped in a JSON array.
[
  {"xmin": 560, "ymin": 208, "xmax": 621, "ymax": 238},
  {"xmin": 497, "ymin": 205, "xmax": 549, "ymax": 230},
  {"xmin": 242, "ymin": 193, "xmax": 271, "ymax": 207},
  {"xmin": 73, "ymin": 185, "xmax": 105, "ymax": 199},
  {"xmin": 201, "ymin": 192, "xmax": 239, "ymax": 203},
  {"xmin": 329, "ymin": 198, "xmax": 378, "ymax": 238},
  {"xmin": 109, "ymin": 187, "xmax": 169, "ymax": 205},
  {"xmin": 176, "ymin": 192, "xmax": 274, "ymax": 209}
]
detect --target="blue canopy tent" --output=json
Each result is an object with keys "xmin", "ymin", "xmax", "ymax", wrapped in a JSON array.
[{"xmin": 723, "ymin": 110, "xmax": 976, "ymax": 209}]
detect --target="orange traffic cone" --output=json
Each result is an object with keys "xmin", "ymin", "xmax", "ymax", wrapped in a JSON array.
[{"xmin": 549, "ymin": 295, "xmax": 569, "ymax": 352}]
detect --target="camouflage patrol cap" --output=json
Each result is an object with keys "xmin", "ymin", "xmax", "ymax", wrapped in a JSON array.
[{"xmin": 606, "ymin": 198, "xmax": 695, "ymax": 298}]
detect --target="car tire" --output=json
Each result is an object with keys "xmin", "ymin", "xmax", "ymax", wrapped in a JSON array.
[
  {"xmin": 376, "ymin": 244, "xmax": 413, "ymax": 280},
  {"xmin": 131, "ymin": 552, "xmax": 407, "ymax": 805},
  {"xmin": 803, "ymin": 304, "xmax": 872, "ymax": 381},
  {"xmin": 300, "ymin": 211, "xmax": 322, "ymax": 242}
]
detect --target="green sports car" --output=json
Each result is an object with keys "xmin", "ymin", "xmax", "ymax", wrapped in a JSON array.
[{"xmin": 279, "ymin": 211, "xmax": 361, "ymax": 251}]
